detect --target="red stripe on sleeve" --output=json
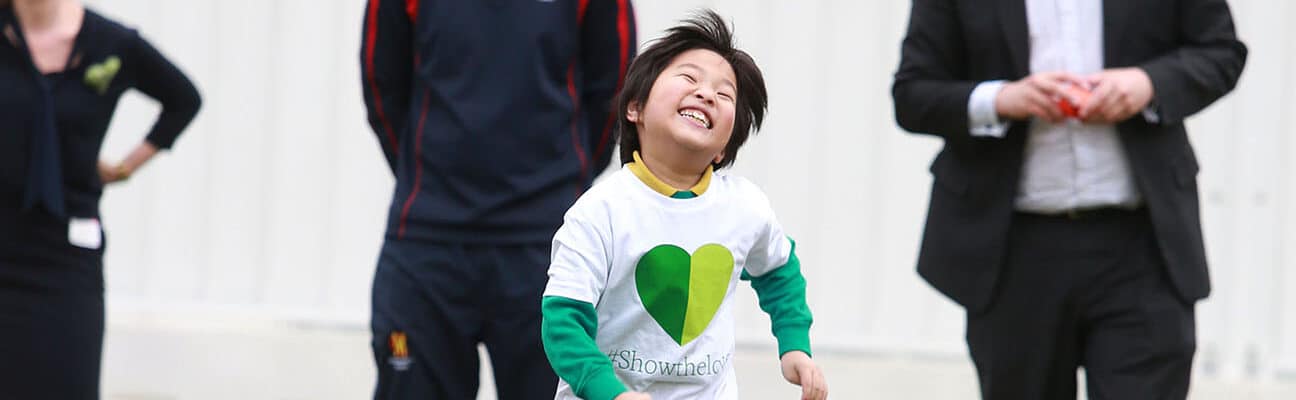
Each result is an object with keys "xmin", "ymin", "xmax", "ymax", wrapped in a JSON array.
[
  {"xmin": 592, "ymin": 0, "xmax": 632, "ymax": 161},
  {"xmin": 577, "ymin": 0, "xmax": 590, "ymax": 25},
  {"xmin": 397, "ymin": 87, "xmax": 431, "ymax": 238},
  {"xmin": 364, "ymin": 0, "xmax": 399, "ymax": 152},
  {"xmin": 567, "ymin": 64, "xmax": 591, "ymax": 188},
  {"xmin": 405, "ymin": 0, "xmax": 419, "ymax": 21}
]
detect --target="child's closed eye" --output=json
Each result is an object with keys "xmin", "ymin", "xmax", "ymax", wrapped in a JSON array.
[{"xmin": 679, "ymin": 73, "xmax": 698, "ymax": 83}]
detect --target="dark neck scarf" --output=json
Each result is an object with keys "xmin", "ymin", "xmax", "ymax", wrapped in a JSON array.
[{"xmin": 4, "ymin": 7, "xmax": 68, "ymax": 218}]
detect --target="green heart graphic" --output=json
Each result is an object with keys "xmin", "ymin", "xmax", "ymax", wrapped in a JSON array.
[{"xmin": 635, "ymin": 243, "xmax": 734, "ymax": 345}]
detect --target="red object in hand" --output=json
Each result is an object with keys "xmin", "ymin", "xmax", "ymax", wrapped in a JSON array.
[{"xmin": 1057, "ymin": 85, "xmax": 1092, "ymax": 118}]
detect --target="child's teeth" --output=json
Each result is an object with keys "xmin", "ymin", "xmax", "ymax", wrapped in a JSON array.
[{"xmin": 680, "ymin": 110, "xmax": 709, "ymax": 128}]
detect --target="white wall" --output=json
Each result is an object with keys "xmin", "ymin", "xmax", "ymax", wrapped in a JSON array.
[{"xmin": 87, "ymin": 0, "xmax": 1294, "ymax": 382}]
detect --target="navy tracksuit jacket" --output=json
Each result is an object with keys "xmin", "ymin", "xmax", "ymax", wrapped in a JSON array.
[{"xmin": 361, "ymin": 0, "xmax": 636, "ymax": 244}]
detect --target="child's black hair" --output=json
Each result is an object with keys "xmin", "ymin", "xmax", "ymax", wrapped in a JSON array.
[{"xmin": 615, "ymin": 10, "xmax": 768, "ymax": 170}]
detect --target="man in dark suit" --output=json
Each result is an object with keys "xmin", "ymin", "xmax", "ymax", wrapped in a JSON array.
[{"xmin": 891, "ymin": 0, "xmax": 1246, "ymax": 398}]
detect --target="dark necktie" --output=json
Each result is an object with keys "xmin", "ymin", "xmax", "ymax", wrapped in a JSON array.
[
  {"xmin": 5, "ymin": 9, "xmax": 68, "ymax": 218},
  {"xmin": 21, "ymin": 74, "xmax": 66, "ymax": 218},
  {"xmin": 6, "ymin": 9, "xmax": 68, "ymax": 219}
]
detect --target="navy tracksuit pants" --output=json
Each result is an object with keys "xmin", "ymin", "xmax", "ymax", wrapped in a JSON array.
[{"xmin": 370, "ymin": 239, "xmax": 557, "ymax": 400}]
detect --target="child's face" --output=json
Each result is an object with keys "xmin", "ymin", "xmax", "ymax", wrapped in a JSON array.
[{"xmin": 630, "ymin": 49, "xmax": 737, "ymax": 166}]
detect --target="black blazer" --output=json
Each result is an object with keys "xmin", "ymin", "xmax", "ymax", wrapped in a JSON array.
[{"xmin": 891, "ymin": 0, "xmax": 1247, "ymax": 313}]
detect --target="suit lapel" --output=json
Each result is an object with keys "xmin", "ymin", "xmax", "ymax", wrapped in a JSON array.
[
  {"xmin": 1102, "ymin": 0, "xmax": 1128, "ymax": 67},
  {"xmin": 998, "ymin": 0, "xmax": 1030, "ymax": 77}
]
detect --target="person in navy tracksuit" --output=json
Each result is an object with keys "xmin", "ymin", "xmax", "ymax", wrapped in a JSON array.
[
  {"xmin": 0, "ymin": 0, "xmax": 201, "ymax": 398},
  {"xmin": 360, "ymin": 0, "xmax": 636, "ymax": 398}
]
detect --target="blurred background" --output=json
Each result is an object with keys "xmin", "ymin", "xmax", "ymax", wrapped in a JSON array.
[{"xmin": 85, "ymin": 0, "xmax": 1293, "ymax": 398}]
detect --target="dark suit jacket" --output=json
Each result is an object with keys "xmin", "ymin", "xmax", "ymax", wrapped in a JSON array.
[{"xmin": 891, "ymin": 0, "xmax": 1247, "ymax": 313}]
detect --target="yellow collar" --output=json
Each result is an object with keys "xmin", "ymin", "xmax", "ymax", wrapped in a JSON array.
[{"xmin": 626, "ymin": 151, "xmax": 712, "ymax": 198}]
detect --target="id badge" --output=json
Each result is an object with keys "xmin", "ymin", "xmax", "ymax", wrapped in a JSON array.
[{"xmin": 68, "ymin": 217, "xmax": 103, "ymax": 250}]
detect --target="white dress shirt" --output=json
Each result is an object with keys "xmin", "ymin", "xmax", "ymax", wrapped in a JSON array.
[{"xmin": 966, "ymin": 0, "xmax": 1142, "ymax": 213}]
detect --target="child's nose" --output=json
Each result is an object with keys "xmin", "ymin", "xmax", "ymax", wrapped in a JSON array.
[{"xmin": 693, "ymin": 90, "xmax": 714, "ymax": 104}]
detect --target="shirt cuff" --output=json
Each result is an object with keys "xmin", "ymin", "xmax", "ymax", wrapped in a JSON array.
[{"xmin": 968, "ymin": 80, "xmax": 1009, "ymax": 138}]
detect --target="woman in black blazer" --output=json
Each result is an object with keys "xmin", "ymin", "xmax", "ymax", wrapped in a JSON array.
[{"xmin": 0, "ymin": 0, "xmax": 200, "ymax": 397}]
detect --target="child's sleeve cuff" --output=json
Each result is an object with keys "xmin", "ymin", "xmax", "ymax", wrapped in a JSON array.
[
  {"xmin": 583, "ymin": 374, "xmax": 629, "ymax": 400},
  {"xmin": 773, "ymin": 324, "xmax": 813, "ymax": 358}
]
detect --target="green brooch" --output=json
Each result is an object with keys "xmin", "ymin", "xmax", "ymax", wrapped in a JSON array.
[{"xmin": 83, "ymin": 56, "xmax": 121, "ymax": 95}]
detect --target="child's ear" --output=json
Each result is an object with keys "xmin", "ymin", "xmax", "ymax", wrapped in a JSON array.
[
  {"xmin": 713, "ymin": 152, "xmax": 725, "ymax": 165},
  {"xmin": 626, "ymin": 101, "xmax": 642, "ymax": 123}
]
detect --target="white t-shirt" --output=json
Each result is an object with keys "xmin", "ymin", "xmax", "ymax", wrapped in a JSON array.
[{"xmin": 545, "ymin": 166, "xmax": 792, "ymax": 399}]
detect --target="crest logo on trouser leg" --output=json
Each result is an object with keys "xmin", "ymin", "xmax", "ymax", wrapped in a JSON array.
[{"xmin": 388, "ymin": 331, "xmax": 412, "ymax": 371}]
